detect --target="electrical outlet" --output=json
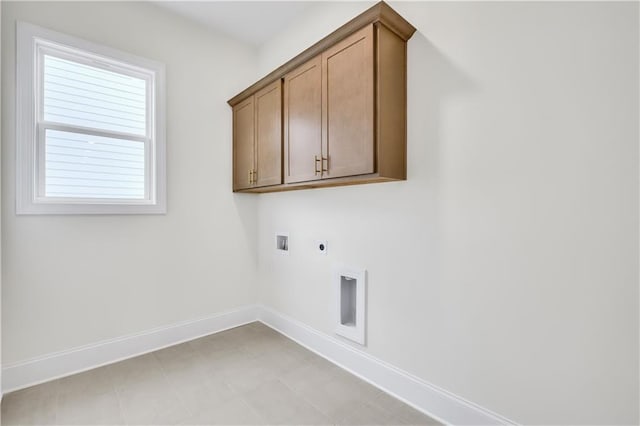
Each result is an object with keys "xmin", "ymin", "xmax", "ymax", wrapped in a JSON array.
[{"xmin": 316, "ymin": 240, "xmax": 328, "ymax": 255}]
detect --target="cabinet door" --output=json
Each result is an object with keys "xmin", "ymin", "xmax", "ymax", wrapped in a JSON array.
[
  {"xmin": 284, "ymin": 56, "xmax": 322, "ymax": 184},
  {"xmin": 322, "ymin": 25, "xmax": 374, "ymax": 178},
  {"xmin": 255, "ymin": 80, "xmax": 282, "ymax": 187},
  {"xmin": 233, "ymin": 97, "xmax": 255, "ymax": 191}
]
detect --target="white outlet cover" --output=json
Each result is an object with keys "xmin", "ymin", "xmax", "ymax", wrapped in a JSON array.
[{"xmin": 316, "ymin": 240, "xmax": 328, "ymax": 255}]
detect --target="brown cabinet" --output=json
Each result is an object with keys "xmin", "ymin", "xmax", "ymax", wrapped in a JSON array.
[
  {"xmin": 229, "ymin": 1, "xmax": 415, "ymax": 193},
  {"xmin": 321, "ymin": 25, "xmax": 374, "ymax": 179},
  {"xmin": 284, "ymin": 56, "xmax": 322, "ymax": 184},
  {"xmin": 232, "ymin": 97, "xmax": 254, "ymax": 191},
  {"xmin": 232, "ymin": 80, "xmax": 282, "ymax": 191},
  {"xmin": 284, "ymin": 26, "xmax": 374, "ymax": 184}
]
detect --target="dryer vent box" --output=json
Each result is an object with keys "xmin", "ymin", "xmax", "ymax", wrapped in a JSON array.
[{"xmin": 334, "ymin": 266, "xmax": 366, "ymax": 345}]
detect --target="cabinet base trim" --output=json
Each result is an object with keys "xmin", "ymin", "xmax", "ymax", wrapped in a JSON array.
[{"xmin": 234, "ymin": 173, "xmax": 405, "ymax": 193}]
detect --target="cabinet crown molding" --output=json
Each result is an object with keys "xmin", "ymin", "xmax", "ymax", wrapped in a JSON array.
[{"xmin": 227, "ymin": 1, "xmax": 416, "ymax": 107}]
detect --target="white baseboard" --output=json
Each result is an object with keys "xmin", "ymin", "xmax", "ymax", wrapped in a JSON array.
[
  {"xmin": 1, "ymin": 304, "xmax": 514, "ymax": 425},
  {"xmin": 1, "ymin": 305, "xmax": 260, "ymax": 394},
  {"xmin": 258, "ymin": 306, "xmax": 517, "ymax": 426}
]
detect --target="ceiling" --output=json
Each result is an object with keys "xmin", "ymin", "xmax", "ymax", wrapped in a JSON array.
[{"xmin": 155, "ymin": 1, "xmax": 320, "ymax": 47}]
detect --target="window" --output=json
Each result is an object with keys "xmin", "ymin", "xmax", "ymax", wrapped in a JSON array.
[{"xmin": 17, "ymin": 22, "xmax": 166, "ymax": 214}]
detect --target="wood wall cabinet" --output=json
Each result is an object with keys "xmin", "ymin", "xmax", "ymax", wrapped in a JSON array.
[
  {"xmin": 232, "ymin": 80, "xmax": 282, "ymax": 190},
  {"xmin": 321, "ymin": 24, "xmax": 374, "ymax": 180},
  {"xmin": 284, "ymin": 56, "xmax": 322, "ymax": 184},
  {"xmin": 229, "ymin": 1, "xmax": 415, "ymax": 193},
  {"xmin": 232, "ymin": 96, "xmax": 254, "ymax": 191}
]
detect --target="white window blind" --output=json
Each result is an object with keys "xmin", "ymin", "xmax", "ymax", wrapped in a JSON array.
[
  {"xmin": 43, "ymin": 55, "xmax": 147, "ymax": 136},
  {"xmin": 41, "ymin": 52, "xmax": 148, "ymax": 200},
  {"xmin": 44, "ymin": 129, "xmax": 145, "ymax": 199},
  {"xmin": 17, "ymin": 21, "xmax": 166, "ymax": 214}
]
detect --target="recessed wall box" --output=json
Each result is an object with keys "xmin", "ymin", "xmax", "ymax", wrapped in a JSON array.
[
  {"xmin": 334, "ymin": 265, "xmax": 366, "ymax": 345},
  {"xmin": 275, "ymin": 233, "xmax": 289, "ymax": 254}
]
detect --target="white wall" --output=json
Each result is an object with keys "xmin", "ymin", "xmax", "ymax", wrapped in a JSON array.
[
  {"xmin": 1, "ymin": 1, "xmax": 259, "ymax": 365},
  {"xmin": 1, "ymin": 2, "xmax": 637, "ymax": 423},
  {"xmin": 0, "ymin": 0, "xmax": 3, "ymax": 390},
  {"xmin": 256, "ymin": 2, "xmax": 639, "ymax": 424}
]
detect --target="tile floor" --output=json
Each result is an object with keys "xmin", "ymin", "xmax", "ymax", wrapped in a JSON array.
[{"xmin": 1, "ymin": 322, "xmax": 439, "ymax": 425}]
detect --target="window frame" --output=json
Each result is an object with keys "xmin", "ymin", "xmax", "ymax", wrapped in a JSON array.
[{"xmin": 16, "ymin": 21, "xmax": 166, "ymax": 214}]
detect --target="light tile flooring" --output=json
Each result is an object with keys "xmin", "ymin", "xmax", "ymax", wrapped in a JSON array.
[{"xmin": 1, "ymin": 322, "xmax": 439, "ymax": 425}]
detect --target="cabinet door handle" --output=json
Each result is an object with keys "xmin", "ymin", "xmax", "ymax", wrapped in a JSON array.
[
  {"xmin": 314, "ymin": 156, "xmax": 321, "ymax": 175},
  {"xmin": 322, "ymin": 157, "xmax": 329, "ymax": 173},
  {"xmin": 248, "ymin": 169, "xmax": 252, "ymax": 184},
  {"xmin": 253, "ymin": 170, "xmax": 257, "ymax": 184}
]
